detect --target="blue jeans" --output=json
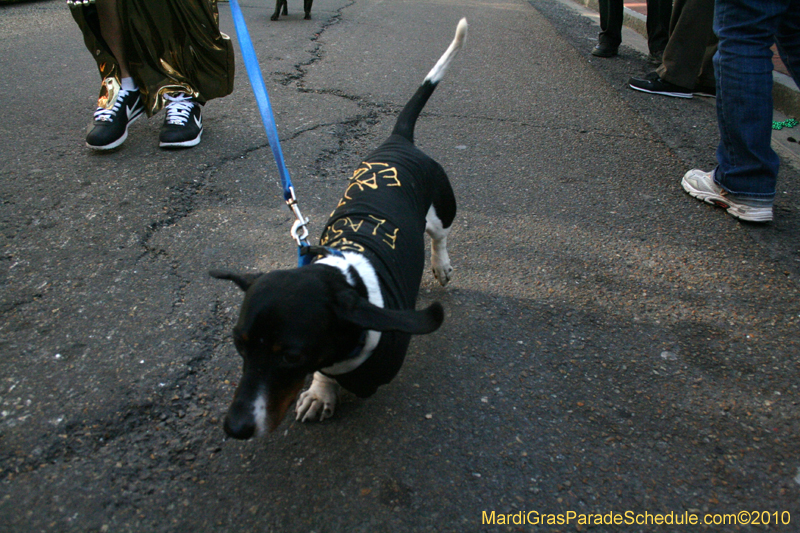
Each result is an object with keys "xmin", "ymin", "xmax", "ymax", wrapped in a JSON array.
[{"xmin": 713, "ymin": 0, "xmax": 800, "ymax": 199}]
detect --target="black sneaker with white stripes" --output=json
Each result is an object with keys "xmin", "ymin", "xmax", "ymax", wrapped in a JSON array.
[
  {"xmin": 159, "ymin": 94, "xmax": 203, "ymax": 148},
  {"xmin": 628, "ymin": 74, "xmax": 693, "ymax": 98},
  {"xmin": 86, "ymin": 88, "xmax": 145, "ymax": 150}
]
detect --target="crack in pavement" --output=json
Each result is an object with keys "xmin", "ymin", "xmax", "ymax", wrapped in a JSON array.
[
  {"xmin": 136, "ymin": 0, "xmax": 366, "ymax": 258},
  {"xmin": 279, "ymin": 0, "xmax": 357, "ymax": 88}
]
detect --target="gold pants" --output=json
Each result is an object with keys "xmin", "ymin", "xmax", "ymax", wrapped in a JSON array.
[{"xmin": 69, "ymin": 0, "xmax": 235, "ymax": 116}]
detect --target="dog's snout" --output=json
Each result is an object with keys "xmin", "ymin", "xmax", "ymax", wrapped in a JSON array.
[
  {"xmin": 224, "ymin": 397, "xmax": 262, "ymax": 440},
  {"xmin": 224, "ymin": 411, "xmax": 256, "ymax": 440},
  {"xmin": 224, "ymin": 373, "xmax": 267, "ymax": 439}
]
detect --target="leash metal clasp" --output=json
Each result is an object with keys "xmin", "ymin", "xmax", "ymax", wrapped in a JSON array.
[{"xmin": 286, "ymin": 186, "xmax": 309, "ymax": 245}]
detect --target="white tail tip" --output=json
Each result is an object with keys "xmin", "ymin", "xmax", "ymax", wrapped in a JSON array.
[{"xmin": 424, "ymin": 18, "xmax": 468, "ymax": 84}]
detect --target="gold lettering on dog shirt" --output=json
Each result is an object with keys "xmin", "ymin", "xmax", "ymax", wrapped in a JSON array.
[
  {"xmin": 344, "ymin": 164, "xmax": 380, "ymax": 200},
  {"xmin": 382, "ymin": 228, "xmax": 399, "ymax": 250},
  {"xmin": 330, "ymin": 238, "xmax": 365, "ymax": 253},
  {"xmin": 322, "ymin": 162, "xmax": 404, "ymax": 252},
  {"xmin": 343, "ymin": 217, "xmax": 364, "ymax": 233},
  {"xmin": 324, "ymin": 222, "xmax": 345, "ymax": 243},
  {"xmin": 328, "ymin": 217, "xmax": 365, "ymax": 235},
  {"xmin": 377, "ymin": 165, "xmax": 400, "ymax": 187},
  {"xmin": 368, "ymin": 215, "xmax": 386, "ymax": 236},
  {"xmin": 341, "ymin": 163, "xmax": 401, "ymax": 204}
]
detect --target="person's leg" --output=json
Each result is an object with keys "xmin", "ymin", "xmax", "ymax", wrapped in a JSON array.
[
  {"xmin": 594, "ymin": 0, "xmax": 623, "ymax": 56},
  {"xmin": 681, "ymin": 0, "xmax": 792, "ymax": 221},
  {"xmin": 628, "ymin": 0, "xmax": 692, "ymax": 98},
  {"xmin": 646, "ymin": 0, "xmax": 672, "ymax": 56},
  {"xmin": 85, "ymin": 0, "xmax": 144, "ymax": 150},
  {"xmin": 108, "ymin": 0, "xmax": 234, "ymax": 148},
  {"xmin": 596, "ymin": 0, "xmax": 609, "ymax": 36},
  {"xmin": 694, "ymin": 40, "xmax": 718, "ymax": 91},
  {"xmin": 657, "ymin": 0, "xmax": 715, "ymax": 89},
  {"xmin": 597, "ymin": 0, "xmax": 623, "ymax": 47},
  {"xmin": 774, "ymin": 0, "xmax": 800, "ymax": 85},
  {"xmin": 96, "ymin": 0, "xmax": 132, "ymax": 80},
  {"xmin": 713, "ymin": 0, "xmax": 784, "ymax": 200}
]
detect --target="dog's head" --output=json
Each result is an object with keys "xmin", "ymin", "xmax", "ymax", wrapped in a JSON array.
[{"xmin": 210, "ymin": 264, "xmax": 443, "ymax": 439}]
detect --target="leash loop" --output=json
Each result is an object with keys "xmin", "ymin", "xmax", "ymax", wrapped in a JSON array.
[{"xmin": 286, "ymin": 186, "xmax": 310, "ymax": 245}]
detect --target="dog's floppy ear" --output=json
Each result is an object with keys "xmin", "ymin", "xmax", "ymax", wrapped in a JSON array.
[
  {"xmin": 336, "ymin": 290, "xmax": 444, "ymax": 334},
  {"xmin": 209, "ymin": 269, "xmax": 263, "ymax": 292}
]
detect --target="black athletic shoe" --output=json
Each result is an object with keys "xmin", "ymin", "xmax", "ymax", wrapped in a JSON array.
[
  {"xmin": 159, "ymin": 94, "xmax": 203, "ymax": 148},
  {"xmin": 628, "ymin": 75, "xmax": 693, "ymax": 98},
  {"xmin": 86, "ymin": 88, "xmax": 145, "ymax": 150},
  {"xmin": 591, "ymin": 43, "xmax": 618, "ymax": 58}
]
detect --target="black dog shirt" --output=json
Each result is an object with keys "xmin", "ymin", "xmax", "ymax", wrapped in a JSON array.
[{"xmin": 316, "ymin": 134, "xmax": 453, "ymax": 397}]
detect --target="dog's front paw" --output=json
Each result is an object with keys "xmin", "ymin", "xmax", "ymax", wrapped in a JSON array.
[
  {"xmin": 295, "ymin": 372, "xmax": 339, "ymax": 422},
  {"xmin": 432, "ymin": 264, "xmax": 453, "ymax": 286},
  {"xmin": 430, "ymin": 236, "xmax": 453, "ymax": 286},
  {"xmin": 432, "ymin": 258, "xmax": 453, "ymax": 286}
]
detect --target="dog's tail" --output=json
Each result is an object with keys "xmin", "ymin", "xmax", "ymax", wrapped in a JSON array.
[{"xmin": 391, "ymin": 18, "xmax": 468, "ymax": 143}]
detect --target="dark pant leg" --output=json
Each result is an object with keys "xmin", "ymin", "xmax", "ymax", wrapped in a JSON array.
[
  {"xmin": 646, "ymin": 0, "xmax": 673, "ymax": 55},
  {"xmin": 598, "ymin": 0, "xmax": 624, "ymax": 47},
  {"xmin": 656, "ymin": 0, "xmax": 716, "ymax": 89}
]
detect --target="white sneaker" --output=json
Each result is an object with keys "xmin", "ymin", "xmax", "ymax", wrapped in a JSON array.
[{"xmin": 681, "ymin": 169, "xmax": 773, "ymax": 222}]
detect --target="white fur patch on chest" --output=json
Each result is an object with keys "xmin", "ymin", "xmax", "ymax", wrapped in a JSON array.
[{"xmin": 316, "ymin": 251, "xmax": 383, "ymax": 375}]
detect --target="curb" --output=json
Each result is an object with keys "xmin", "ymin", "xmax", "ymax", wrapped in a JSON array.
[{"xmin": 575, "ymin": 0, "xmax": 799, "ymax": 120}]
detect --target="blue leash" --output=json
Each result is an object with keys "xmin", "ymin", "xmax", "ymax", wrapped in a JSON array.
[{"xmin": 228, "ymin": 0, "xmax": 312, "ymax": 265}]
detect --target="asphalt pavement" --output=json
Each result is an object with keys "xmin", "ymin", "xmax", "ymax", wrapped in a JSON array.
[{"xmin": 1, "ymin": 0, "xmax": 799, "ymax": 531}]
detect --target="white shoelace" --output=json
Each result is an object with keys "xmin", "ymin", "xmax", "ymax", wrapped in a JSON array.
[
  {"xmin": 164, "ymin": 94, "xmax": 195, "ymax": 126},
  {"xmin": 94, "ymin": 89, "xmax": 133, "ymax": 122}
]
